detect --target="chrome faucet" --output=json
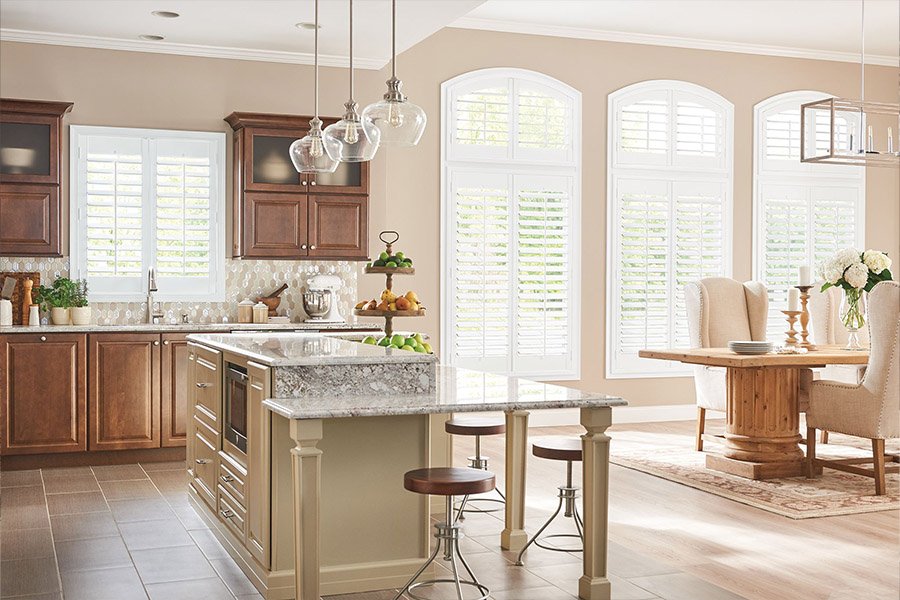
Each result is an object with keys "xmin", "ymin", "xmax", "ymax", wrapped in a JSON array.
[{"xmin": 147, "ymin": 267, "xmax": 163, "ymax": 324}]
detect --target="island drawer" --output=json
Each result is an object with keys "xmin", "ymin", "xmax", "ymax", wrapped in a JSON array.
[
  {"xmin": 191, "ymin": 417, "xmax": 218, "ymax": 510},
  {"xmin": 217, "ymin": 484, "xmax": 247, "ymax": 542},
  {"xmin": 218, "ymin": 452, "xmax": 247, "ymax": 507},
  {"xmin": 192, "ymin": 344, "xmax": 221, "ymax": 422}
]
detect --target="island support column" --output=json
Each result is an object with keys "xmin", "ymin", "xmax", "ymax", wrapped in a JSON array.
[
  {"xmin": 579, "ymin": 407, "xmax": 612, "ymax": 600},
  {"xmin": 290, "ymin": 419, "xmax": 324, "ymax": 600},
  {"xmin": 501, "ymin": 410, "xmax": 529, "ymax": 551}
]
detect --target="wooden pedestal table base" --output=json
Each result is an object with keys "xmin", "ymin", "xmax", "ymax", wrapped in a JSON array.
[{"xmin": 705, "ymin": 366, "xmax": 806, "ymax": 480}]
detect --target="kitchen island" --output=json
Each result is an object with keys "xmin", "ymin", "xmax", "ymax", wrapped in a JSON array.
[{"xmin": 186, "ymin": 332, "xmax": 625, "ymax": 600}]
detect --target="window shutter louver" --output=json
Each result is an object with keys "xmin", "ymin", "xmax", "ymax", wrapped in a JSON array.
[{"xmin": 675, "ymin": 101, "xmax": 720, "ymax": 158}]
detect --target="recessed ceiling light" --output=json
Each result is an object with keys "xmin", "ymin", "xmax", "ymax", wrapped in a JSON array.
[
  {"xmin": 139, "ymin": 34, "xmax": 165, "ymax": 41},
  {"xmin": 295, "ymin": 22, "xmax": 322, "ymax": 30},
  {"xmin": 151, "ymin": 10, "xmax": 180, "ymax": 18}
]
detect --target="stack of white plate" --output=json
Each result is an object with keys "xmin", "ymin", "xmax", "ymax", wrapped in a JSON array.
[{"xmin": 728, "ymin": 341, "xmax": 774, "ymax": 355}]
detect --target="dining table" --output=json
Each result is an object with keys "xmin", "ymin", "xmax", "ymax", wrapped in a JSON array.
[{"xmin": 638, "ymin": 345, "xmax": 869, "ymax": 480}]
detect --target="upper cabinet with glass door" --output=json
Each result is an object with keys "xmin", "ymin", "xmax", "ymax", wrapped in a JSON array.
[{"xmin": 0, "ymin": 99, "xmax": 73, "ymax": 186}]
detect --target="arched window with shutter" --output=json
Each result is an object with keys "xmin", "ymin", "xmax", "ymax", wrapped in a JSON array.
[
  {"xmin": 607, "ymin": 80, "xmax": 734, "ymax": 377},
  {"xmin": 441, "ymin": 68, "xmax": 582, "ymax": 380},
  {"xmin": 753, "ymin": 91, "xmax": 864, "ymax": 340}
]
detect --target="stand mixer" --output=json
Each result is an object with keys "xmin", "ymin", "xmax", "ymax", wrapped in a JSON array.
[{"xmin": 302, "ymin": 274, "xmax": 345, "ymax": 323}]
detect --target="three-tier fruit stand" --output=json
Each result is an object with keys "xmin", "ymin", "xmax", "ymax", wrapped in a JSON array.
[{"xmin": 353, "ymin": 231, "xmax": 424, "ymax": 337}]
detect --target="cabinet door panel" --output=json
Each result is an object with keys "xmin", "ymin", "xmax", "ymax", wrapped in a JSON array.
[
  {"xmin": 243, "ymin": 127, "xmax": 307, "ymax": 192},
  {"xmin": 0, "ymin": 184, "xmax": 60, "ymax": 256},
  {"xmin": 89, "ymin": 334, "xmax": 161, "ymax": 451},
  {"xmin": 310, "ymin": 160, "xmax": 368, "ymax": 195},
  {"xmin": 0, "ymin": 113, "xmax": 60, "ymax": 185},
  {"xmin": 246, "ymin": 362, "xmax": 271, "ymax": 568},
  {"xmin": 0, "ymin": 334, "xmax": 86, "ymax": 454},
  {"xmin": 307, "ymin": 194, "xmax": 368, "ymax": 259},
  {"xmin": 161, "ymin": 333, "xmax": 190, "ymax": 448},
  {"xmin": 243, "ymin": 192, "xmax": 308, "ymax": 258}
]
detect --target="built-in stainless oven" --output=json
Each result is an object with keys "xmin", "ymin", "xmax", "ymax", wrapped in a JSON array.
[{"xmin": 224, "ymin": 363, "xmax": 248, "ymax": 454}]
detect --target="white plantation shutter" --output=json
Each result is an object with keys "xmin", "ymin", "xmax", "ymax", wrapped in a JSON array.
[
  {"xmin": 71, "ymin": 126, "xmax": 225, "ymax": 302},
  {"xmin": 608, "ymin": 81, "xmax": 733, "ymax": 377},
  {"xmin": 442, "ymin": 69, "xmax": 581, "ymax": 380},
  {"xmin": 754, "ymin": 93, "xmax": 864, "ymax": 337}
]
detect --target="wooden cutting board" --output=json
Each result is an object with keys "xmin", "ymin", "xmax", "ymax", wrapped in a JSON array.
[{"xmin": 0, "ymin": 272, "xmax": 40, "ymax": 325}]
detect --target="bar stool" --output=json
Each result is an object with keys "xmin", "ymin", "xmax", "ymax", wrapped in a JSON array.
[
  {"xmin": 445, "ymin": 416, "xmax": 506, "ymax": 519},
  {"xmin": 393, "ymin": 467, "xmax": 494, "ymax": 600},
  {"xmin": 515, "ymin": 437, "xmax": 583, "ymax": 567}
]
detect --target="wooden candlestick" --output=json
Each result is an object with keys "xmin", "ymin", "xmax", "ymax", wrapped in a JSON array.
[
  {"xmin": 782, "ymin": 310, "xmax": 802, "ymax": 347},
  {"xmin": 795, "ymin": 285, "xmax": 817, "ymax": 351}
]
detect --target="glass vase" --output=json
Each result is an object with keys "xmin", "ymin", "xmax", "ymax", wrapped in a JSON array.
[{"xmin": 839, "ymin": 288, "xmax": 867, "ymax": 351}]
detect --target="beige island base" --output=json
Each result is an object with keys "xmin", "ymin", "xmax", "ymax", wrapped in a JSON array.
[{"xmin": 185, "ymin": 333, "xmax": 625, "ymax": 600}]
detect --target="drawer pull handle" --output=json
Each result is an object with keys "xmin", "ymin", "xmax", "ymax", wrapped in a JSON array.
[
  {"xmin": 220, "ymin": 509, "xmax": 234, "ymax": 519},
  {"xmin": 196, "ymin": 382, "xmax": 212, "ymax": 388},
  {"xmin": 40, "ymin": 336, "xmax": 47, "ymax": 342},
  {"xmin": 195, "ymin": 459, "xmax": 210, "ymax": 464},
  {"xmin": 220, "ymin": 475, "xmax": 234, "ymax": 483}
]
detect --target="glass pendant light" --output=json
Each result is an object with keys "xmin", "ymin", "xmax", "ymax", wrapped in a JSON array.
[
  {"xmin": 362, "ymin": 0, "xmax": 426, "ymax": 146},
  {"xmin": 323, "ymin": 0, "xmax": 380, "ymax": 162},
  {"xmin": 289, "ymin": 0, "xmax": 339, "ymax": 174}
]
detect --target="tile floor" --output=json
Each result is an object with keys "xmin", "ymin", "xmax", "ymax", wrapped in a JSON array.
[{"xmin": 0, "ymin": 455, "xmax": 745, "ymax": 600}]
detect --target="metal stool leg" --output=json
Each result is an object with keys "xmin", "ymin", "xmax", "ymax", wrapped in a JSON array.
[
  {"xmin": 457, "ymin": 434, "xmax": 505, "ymax": 519},
  {"xmin": 515, "ymin": 460, "xmax": 583, "ymax": 566},
  {"xmin": 393, "ymin": 496, "xmax": 491, "ymax": 600}
]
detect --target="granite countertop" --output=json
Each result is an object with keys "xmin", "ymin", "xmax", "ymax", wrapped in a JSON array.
[
  {"xmin": 0, "ymin": 322, "xmax": 381, "ymax": 334},
  {"xmin": 263, "ymin": 366, "xmax": 626, "ymax": 419},
  {"xmin": 186, "ymin": 332, "xmax": 437, "ymax": 367}
]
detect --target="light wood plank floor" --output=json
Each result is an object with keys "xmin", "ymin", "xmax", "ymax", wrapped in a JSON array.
[{"xmin": 465, "ymin": 419, "xmax": 898, "ymax": 600}]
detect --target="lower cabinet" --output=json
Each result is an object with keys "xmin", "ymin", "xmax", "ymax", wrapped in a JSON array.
[
  {"xmin": 161, "ymin": 333, "xmax": 191, "ymax": 447},
  {"xmin": 0, "ymin": 334, "xmax": 86, "ymax": 454},
  {"xmin": 89, "ymin": 333, "xmax": 161, "ymax": 451}
]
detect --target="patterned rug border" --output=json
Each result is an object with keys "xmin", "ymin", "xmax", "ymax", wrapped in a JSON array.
[{"xmin": 609, "ymin": 453, "xmax": 899, "ymax": 520}]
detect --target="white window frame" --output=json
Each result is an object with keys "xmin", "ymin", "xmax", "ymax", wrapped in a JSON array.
[
  {"xmin": 441, "ymin": 68, "xmax": 582, "ymax": 381},
  {"xmin": 752, "ymin": 91, "xmax": 865, "ymax": 337},
  {"xmin": 69, "ymin": 125, "xmax": 226, "ymax": 302},
  {"xmin": 606, "ymin": 80, "xmax": 734, "ymax": 379}
]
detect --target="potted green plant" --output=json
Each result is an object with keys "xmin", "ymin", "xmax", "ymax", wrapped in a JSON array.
[
  {"xmin": 34, "ymin": 277, "xmax": 81, "ymax": 325},
  {"xmin": 70, "ymin": 279, "xmax": 91, "ymax": 325}
]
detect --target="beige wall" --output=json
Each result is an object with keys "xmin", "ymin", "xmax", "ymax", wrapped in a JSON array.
[{"xmin": 2, "ymin": 29, "xmax": 897, "ymax": 407}]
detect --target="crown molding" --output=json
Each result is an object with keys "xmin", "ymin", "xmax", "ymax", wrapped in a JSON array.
[
  {"xmin": 449, "ymin": 17, "xmax": 900, "ymax": 67},
  {"xmin": 0, "ymin": 28, "xmax": 388, "ymax": 70}
]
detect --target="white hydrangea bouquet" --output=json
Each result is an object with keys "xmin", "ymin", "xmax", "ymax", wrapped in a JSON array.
[{"xmin": 818, "ymin": 248, "xmax": 893, "ymax": 349}]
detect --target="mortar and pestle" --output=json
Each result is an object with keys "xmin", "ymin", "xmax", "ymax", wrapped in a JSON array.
[{"xmin": 256, "ymin": 283, "xmax": 288, "ymax": 316}]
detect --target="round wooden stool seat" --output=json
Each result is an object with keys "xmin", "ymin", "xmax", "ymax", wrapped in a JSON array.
[
  {"xmin": 445, "ymin": 417, "xmax": 506, "ymax": 437},
  {"xmin": 532, "ymin": 437, "xmax": 583, "ymax": 462},
  {"xmin": 404, "ymin": 467, "xmax": 496, "ymax": 496}
]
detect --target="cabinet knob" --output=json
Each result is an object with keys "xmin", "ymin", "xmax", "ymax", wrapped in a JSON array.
[
  {"xmin": 196, "ymin": 382, "xmax": 212, "ymax": 388},
  {"xmin": 153, "ymin": 341, "xmax": 160, "ymax": 346},
  {"xmin": 310, "ymin": 180, "xmax": 316, "ymax": 186},
  {"xmin": 301, "ymin": 244, "xmax": 307, "ymax": 250},
  {"xmin": 220, "ymin": 475, "xmax": 234, "ymax": 483},
  {"xmin": 220, "ymin": 509, "xmax": 234, "ymax": 519},
  {"xmin": 195, "ymin": 458, "xmax": 210, "ymax": 464},
  {"xmin": 310, "ymin": 245, "xmax": 316, "ymax": 250},
  {"xmin": 163, "ymin": 340, "xmax": 169, "ymax": 346},
  {"xmin": 40, "ymin": 336, "xmax": 46, "ymax": 342},
  {"xmin": 301, "ymin": 180, "xmax": 307, "ymax": 185}
]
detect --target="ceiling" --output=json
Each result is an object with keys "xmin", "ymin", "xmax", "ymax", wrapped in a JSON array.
[
  {"xmin": 0, "ymin": 0, "xmax": 484, "ymax": 69},
  {"xmin": 0, "ymin": 0, "xmax": 897, "ymax": 68},
  {"xmin": 453, "ymin": 0, "xmax": 900, "ymax": 65}
]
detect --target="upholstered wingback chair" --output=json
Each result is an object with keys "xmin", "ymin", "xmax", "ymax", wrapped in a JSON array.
[
  {"xmin": 804, "ymin": 280, "xmax": 900, "ymax": 495},
  {"xmin": 684, "ymin": 278, "xmax": 769, "ymax": 451}
]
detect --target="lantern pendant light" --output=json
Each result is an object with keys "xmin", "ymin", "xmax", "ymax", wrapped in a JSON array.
[
  {"xmin": 362, "ymin": 0, "xmax": 427, "ymax": 146},
  {"xmin": 289, "ymin": 0, "xmax": 339, "ymax": 174},
  {"xmin": 323, "ymin": 0, "xmax": 380, "ymax": 162}
]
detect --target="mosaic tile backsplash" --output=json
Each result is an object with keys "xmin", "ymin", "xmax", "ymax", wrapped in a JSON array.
[{"xmin": 0, "ymin": 257, "xmax": 359, "ymax": 325}]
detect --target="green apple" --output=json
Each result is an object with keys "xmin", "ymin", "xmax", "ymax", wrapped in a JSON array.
[
  {"xmin": 404, "ymin": 337, "xmax": 418, "ymax": 348},
  {"xmin": 395, "ymin": 252, "xmax": 405, "ymax": 261},
  {"xmin": 391, "ymin": 334, "xmax": 406, "ymax": 347},
  {"xmin": 389, "ymin": 343, "xmax": 401, "ymax": 349},
  {"xmin": 414, "ymin": 333, "xmax": 425, "ymax": 345},
  {"xmin": 379, "ymin": 251, "xmax": 390, "ymax": 261},
  {"xmin": 422, "ymin": 343, "xmax": 433, "ymax": 354},
  {"xmin": 362, "ymin": 336, "xmax": 376, "ymax": 345},
  {"xmin": 386, "ymin": 261, "xmax": 397, "ymax": 268},
  {"xmin": 400, "ymin": 344, "xmax": 415, "ymax": 352},
  {"xmin": 377, "ymin": 337, "xmax": 391, "ymax": 347}
]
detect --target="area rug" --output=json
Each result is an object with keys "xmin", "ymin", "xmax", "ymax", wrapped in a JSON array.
[{"xmin": 609, "ymin": 432, "xmax": 899, "ymax": 519}]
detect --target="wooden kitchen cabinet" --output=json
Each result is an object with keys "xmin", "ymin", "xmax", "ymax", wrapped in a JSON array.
[
  {"xmin": 226, "ymin": 111, "xmax": 369, "ymax": 260},
  {"xmin": 0, "ymin": 98, "xmax": 73, "ymax": 256},
  {"xmin": 0, "ymin": 333, "xmax": 86, "ymax": 455},
  {"xmin": 160, "ymin": 332, "xmax": 191, "ymax": 448},
  {"xmin": 89, "ymin": 333, "xmax": 161, "ymax": 451}
]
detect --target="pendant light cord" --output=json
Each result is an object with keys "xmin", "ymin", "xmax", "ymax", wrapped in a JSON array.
[
  {"xmin": 349, "ymin": 0, "xmax": 354, "ymax": 102},
  {"xmin": 314, "ymin": 0, "xmax": 319, "ymax": 118},
  {"xmin": 392, "ymin": 0, "xmax": 397, "ymax": 79},
  {"xmin": 860, "ymin": 0, "xmax": 865, "ymax": 105}
]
